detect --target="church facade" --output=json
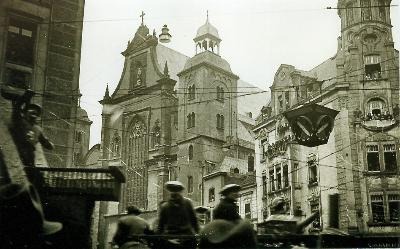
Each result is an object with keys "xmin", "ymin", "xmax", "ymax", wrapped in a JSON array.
[
  {"xmin": 254, "ymin": 0, "xmax": 399, "ymax": 234},
  {"xmin": 99, "ymin": 16, "xmax": 268, "ymax": 215}
]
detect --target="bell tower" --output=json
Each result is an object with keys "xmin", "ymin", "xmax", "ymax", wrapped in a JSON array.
[{"xmin": 176, "ymin": 15, "xmax": 239, "ymax": 205}]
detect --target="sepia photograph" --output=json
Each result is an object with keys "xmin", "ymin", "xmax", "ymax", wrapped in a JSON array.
[{"xmin": 0, "ymin": 0, "xmax": 399, "ymax": 248}]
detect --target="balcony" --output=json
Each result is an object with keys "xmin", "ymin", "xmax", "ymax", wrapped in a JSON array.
[{"xmin": 361, "ymin": 113, "xmax": 398, "ymax": 131}]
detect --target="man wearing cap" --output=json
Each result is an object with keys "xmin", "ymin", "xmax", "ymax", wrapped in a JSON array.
[
  {"xmin": 113, "ymin": 206, "xmax": 151, "ymax": 248},
  {"xmin": 157, "ymin": 181, "xmax": 199, "ymax": 249},
  {"xmin": 213, "ymin": 184, "xmax": 242, "ymax": 223},
  {"xmin": 5, "ymin": 88, "xmax": 54, "ymax": 168}
]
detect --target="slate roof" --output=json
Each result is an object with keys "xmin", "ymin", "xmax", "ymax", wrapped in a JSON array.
[{"xmin": 155, "ymin": 43, "xmax": 189, "ymax": 82}]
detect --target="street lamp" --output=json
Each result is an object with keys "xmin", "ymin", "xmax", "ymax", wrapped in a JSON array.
[{"xmin": 283, "ymin": 103, "xmax": 339, "ymax": 147}]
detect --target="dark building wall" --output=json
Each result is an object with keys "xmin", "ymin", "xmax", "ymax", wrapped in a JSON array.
[{"xmin": 0, "ymin": 0, "xmax": 85, "ymax": 169}]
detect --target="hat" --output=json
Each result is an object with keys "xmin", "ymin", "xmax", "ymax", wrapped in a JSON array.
[
  {"xmin": 219, "ymin": 184, "xmax": 241, "ymax": 195},
  {"xmin": 199, "ymin": 219, "xmax": 257, "ymax": 249},
  {"xmin": 165, "ymin": 181, "xmax": 185, "ymax": 192},
  {"xmin": 0, "ymin": 182, "xmax": 62, "ymax": 237},
  {"xmin": 25, "ymin": 103, "xmax": 42, "ymax": 116},
  {"xmin": 270, "ymin": 197, "xmax": 285, "ymax": 209},
  {"xmin": 195, "ymin": 206, "xmax": 210, "ymax": 214},
  {"xmin": 126, "ymin": 205, "xmax": 143, "ymax": 215}
]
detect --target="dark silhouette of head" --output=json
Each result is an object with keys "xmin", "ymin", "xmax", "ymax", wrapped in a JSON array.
[{"xmin": 126, "ymin": 206, "xmax": 142, "ymax": 215}]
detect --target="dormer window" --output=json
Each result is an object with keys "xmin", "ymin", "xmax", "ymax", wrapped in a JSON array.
[{"xmin": 364, "ymin": 55, "xmax": 382, "ymax": 80}]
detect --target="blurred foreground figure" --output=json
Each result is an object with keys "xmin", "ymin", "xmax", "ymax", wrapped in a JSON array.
[
  {"xmin": 4, "ymin": 87, "xmax": 54, "ymax": 167},
  {"xmin": 0, "ymin": 182, "xmax": 62, "ymax": 249},
  {"xmin": 157, "ymin": 181, "xmax": 199, "ymax": 249},
  {"xmin": 0, "ymin": 87, "xmax": 62, "ymax": 248},
  {"xmin": 199, "ymin": 219, "xmax": 257, "ymax": 249},
  {"xmin": 113, "ymin": 206, "xmax": 152, "ymax": 249},
  {"xmin": 213, "ymin": 184, "xmax": 242, "ymax": 222}
]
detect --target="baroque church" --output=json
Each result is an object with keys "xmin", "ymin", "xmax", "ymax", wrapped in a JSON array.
[
  {"xmin": 98, "ymin": 15, "xmax": 268, "ymax": 216},
  {"xmin": 254, "ymin": 0, "xmax": 399, "ymax": 235}
]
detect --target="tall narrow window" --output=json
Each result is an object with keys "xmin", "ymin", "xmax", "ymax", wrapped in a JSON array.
[
  {"xmin": 187, "ymin": 114, "xmax": 191, "ymax": 129},
  {"xmin": 187, "ymin": 113, "xmax": 195, "ymax": 128},
  {"xmin": 269, "ymin": 169, "xmax": 275, "ymax": 192},
  {"xmin": 361, "ymin": 0, "xmax": 372, "ymax": 21},
  {"xmin": 367, "ymin": 145, "xmax": 380, "ymax": 171},
  {"xmin": 346, "ymin": 2, "xmax": 354, "ymax": 25},
  {"xmin": 217, "ymin": 86, "xmax": 225, "ymax": 102},
  {"xmin": 308, "ymin": 155, "xmax": 318, "ymax": 184},
  {"xmin": 283, "ymin": 164, "xmax": 289, "ymax": 188},
  {"xmin": 388, "ymin": 194, "xmax": 400, "ymax": 222},
  {"xmin": 209, "ymin": 188, "xmax": 215, "ymax": 202},
  {"xmin": 188, "ymin": 176, "xmax": 193, "ymax": 193},
  {"xmin": 216, "ymin": 114, "xmax": 224, "ymax": 129},
  {"xmin": 191, "ymin": 112, "xmax": 195, "ymax": 128},
  {"xmin": 245, "ymin": 203, "xmax": 251, "ymax": 219},
  {"xmin": 262, "ymin": 175, "xmax": 267, "ymax": 195},
  {"xmin": 293, "ymin": 163, "xmax": 300, "ymax": 188},
  {"xmin": 75, "ymin": 131, "xmax": 82, "ymax": 143},
  {"xmin": 284, "ymin": 91, "xmax": 290, "ymax": 109},
  {"xmin": 379, "ymin": 0, "xmax": 387, "ymax": 21},
  {"xmin": 383, "ymin": 144, "xmax": 397, "ymax": 171},
  {"xmin": 371, "ymin": 195, "xmax": 385, "ymax": 222},
  {"xmin": 188, "ymin": 145, "xmax": 193, "ymax": 160},
  {"xmin": 248, "ymin": 155, "xmax": 254, "ymax": 172},
  {"xmin": 188, "ymin": 85, "xmax": 195, "ymax": 100},
  {"xmin": 276, "ymin": 167, "xmax": 282, "ymax": 190},
  {"xmin": 278, "ymin": 95, "xmax": 283, "ymax": 110}
]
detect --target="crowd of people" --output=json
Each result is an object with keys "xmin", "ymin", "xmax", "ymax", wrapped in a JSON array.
[{"xmin": 112, "ymin": 181, "xmax": 257, "ymax": 249}]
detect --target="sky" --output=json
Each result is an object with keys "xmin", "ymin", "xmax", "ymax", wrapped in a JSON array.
[{"xmin": 79, "ymin": 0, "xmax": 400, "ymax": 147}]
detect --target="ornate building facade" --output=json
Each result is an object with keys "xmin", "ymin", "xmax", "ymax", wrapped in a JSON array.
[
  {"xmin": 98, "ymin": 13, "xmax": 268, "ymax": 213},
  {"xmin": 254, "ymin": 0, "xmax": 399, "ymax": 234}
]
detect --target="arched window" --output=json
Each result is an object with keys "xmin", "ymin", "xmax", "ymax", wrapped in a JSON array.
[
  {"xmin": 188, "ymin": 176, "xmax": 194, "ymax": 193},
  {"xmin": 126, "ymin": 119, "xmax": 147, "ymax": 208},
  {"xmin": 216, "ymin": 114, "xmax": 224, "ymax": 129},
  {"xmin": 248, "ymin": 155, "xmax": 254, "ymax": 172},
  {"xmin": 188, "ymin": 145, "xmax": 193, "ymax": 160},
  {"xmin": 217, "ymin": 86, "xmax": 224, "ymax": 102},
  {"xmin": 231, "ymin": 168, "xmax": 239, "ymax": 174},
  {"xmin": 188, "ymin": 85, "xmax": 196, "ymax": 100},
  {"xmin": 367, "ymin": 98, "xmax": 386, "ymax": 116},
  {"xmin": 187, "ymin": 113, "xmax": 196, "ymax": 128},
  {"xmin": 191, "ymin": 112, "xmax": 195, "ymax": 127},
  {"xmin": 209, "ymin": 188, "xmax": 215, "ymax": 202}
]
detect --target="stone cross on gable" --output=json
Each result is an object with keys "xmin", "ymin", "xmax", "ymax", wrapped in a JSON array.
[{"xmin": 140, "ymin": 11, "xmax": 145, "ymax": 25}]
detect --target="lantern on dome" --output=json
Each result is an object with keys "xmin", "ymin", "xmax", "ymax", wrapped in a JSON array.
[
  {"xmin": 283, "ymin": 103, "xmax": 339, "ymax": 147},
  {"xmin": 159, "ymin": 24, "xmax": 172, "ymax": 43}
]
